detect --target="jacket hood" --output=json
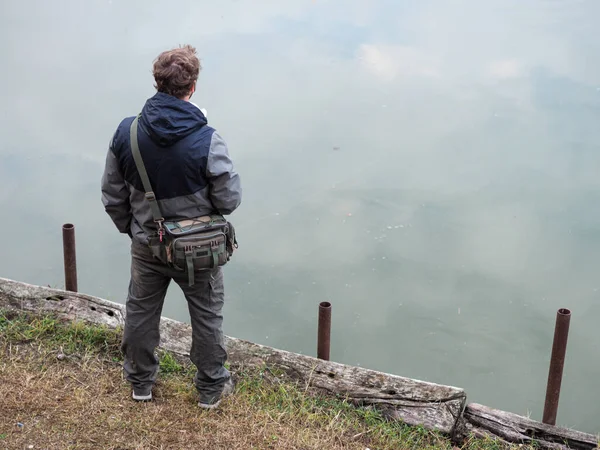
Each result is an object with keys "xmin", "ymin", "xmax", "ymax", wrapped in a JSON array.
[{"xmin": 139, "ymin": 92, "xmax": 207, "ymax": 147}]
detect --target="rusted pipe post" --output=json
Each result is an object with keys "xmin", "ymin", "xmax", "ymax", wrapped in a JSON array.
[
  {"xmin": 317, "ymin": 301, "xmax": 331, "ymax": 360},
  {"xmin": 62, "ymin": 223, "xmax": 78, "ymax": 292},
  {"xmin": 542, "ymin": 308, "xmax": 571, "ymax": 425}
]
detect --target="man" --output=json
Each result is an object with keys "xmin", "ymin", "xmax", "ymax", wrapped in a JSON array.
[{"xmin": 100, "ymin": 45, "xmax": 242, "ymax": 409}]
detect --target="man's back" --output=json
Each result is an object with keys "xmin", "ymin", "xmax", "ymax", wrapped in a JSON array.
[{"xmin": 102, "ymin": 92, "xmax": 241, "ymax": 244}]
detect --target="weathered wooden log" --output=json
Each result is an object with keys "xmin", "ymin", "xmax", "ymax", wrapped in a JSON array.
[
  {"xmin": 463, "ymin": 403, "xmax": 599, "ymax": 450},
  {"xmin": 0, "ymin": 277, "xmax": 466, "ymax": 436}
]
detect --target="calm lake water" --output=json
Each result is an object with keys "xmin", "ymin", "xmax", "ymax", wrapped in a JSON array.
[{"xmin": 1, "ymin": 0, "xmax": 599, "ymax": 434}]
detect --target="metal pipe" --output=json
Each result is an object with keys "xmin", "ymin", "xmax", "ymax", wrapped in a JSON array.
[
  {"xmin": 62, "ymin": 223, "xmax": 78, "ymax": 292},
  {"xmin": 542, "ymin": 308, "xmax": 571, "ymax": 426},
  {"xmin": 317, "ymin": 301, "xmax": 331, "ymax": 360}
]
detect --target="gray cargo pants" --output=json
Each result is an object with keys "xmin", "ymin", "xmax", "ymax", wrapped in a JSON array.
[{"xmin": 121, "ymin": 241, "xmax": 230, "ymax": 404}]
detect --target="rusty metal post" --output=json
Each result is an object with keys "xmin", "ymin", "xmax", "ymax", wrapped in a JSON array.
[
  {"xmin": 542, "ymin": 308, "xmax": 571, "ymax": 425},
  {"xmin": 317, "ymin": 301, "xmax": 331, "ymax": 360},
  {"xmin": 62, "ymin": 223, "xmax": 78, "ymax": 292}
]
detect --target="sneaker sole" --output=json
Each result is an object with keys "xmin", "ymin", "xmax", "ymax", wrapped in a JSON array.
[
  {"xmin": 198, "ymin": 399, "xmax": 221, "ymax": 409},
  {"xmin": 132, "ymin": 393, "xmax": 152, "ymax": 402}
]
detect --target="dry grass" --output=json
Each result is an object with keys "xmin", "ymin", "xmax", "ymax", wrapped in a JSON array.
[{"xmin": 0, "ymin": 310, "xmax": 537, "ymax": 450}]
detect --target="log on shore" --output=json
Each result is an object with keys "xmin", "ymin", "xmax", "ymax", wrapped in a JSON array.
[
  {"xmin": 463, "ymin": 403, "xmax": 598, "ymax": 450},
  {"xmin": 0, "ymin": 277, "xmax": 466, "ymax": 436}
]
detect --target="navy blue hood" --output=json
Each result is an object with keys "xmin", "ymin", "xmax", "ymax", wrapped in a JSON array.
[{"xmin": 139, "ymin": 92, "xmax": 207, "ymax": 147}]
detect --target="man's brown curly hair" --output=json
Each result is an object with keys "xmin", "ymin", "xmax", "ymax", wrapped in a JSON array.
[{"xmin": 152, "ymin": 45, "xmax": 201, "ymax": 99}]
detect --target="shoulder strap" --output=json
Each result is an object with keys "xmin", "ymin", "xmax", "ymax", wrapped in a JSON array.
[{"xmin": 129, "ymin": 115, "xmax": 165, "ymax": 230}]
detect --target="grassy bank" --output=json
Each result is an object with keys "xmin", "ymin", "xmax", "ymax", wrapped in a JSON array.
[{"xmin": 0, "ymin": 310, "xmax": 536, "ymax": 449}]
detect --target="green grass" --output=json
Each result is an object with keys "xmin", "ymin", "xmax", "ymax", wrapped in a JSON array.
[{"xmin": 0, "ymin": 309, "xmax": 122, "ymax": 358}]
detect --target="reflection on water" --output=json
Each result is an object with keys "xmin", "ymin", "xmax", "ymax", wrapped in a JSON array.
[{"xmin": 1, "ymin": 0, "xmax": 599, "ymax": 434}]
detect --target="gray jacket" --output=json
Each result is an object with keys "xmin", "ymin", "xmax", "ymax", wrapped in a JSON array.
[{"xmin": 101, "ymin": 92, "xmax": 242, "ymax": 244}]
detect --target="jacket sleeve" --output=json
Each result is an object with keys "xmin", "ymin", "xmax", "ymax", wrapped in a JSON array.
[
  {"xmin": 206, "ymin": 132, "xmax": 242, "ymax": 215},
  {"xmin": 101, "ymin": 134, "xmax": 132, "ymax": 235}
]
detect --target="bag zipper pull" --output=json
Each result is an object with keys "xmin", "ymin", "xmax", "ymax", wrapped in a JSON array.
[{"xmin": 156, "ymin": 219, "xmax": 165, "ymax": 243}]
